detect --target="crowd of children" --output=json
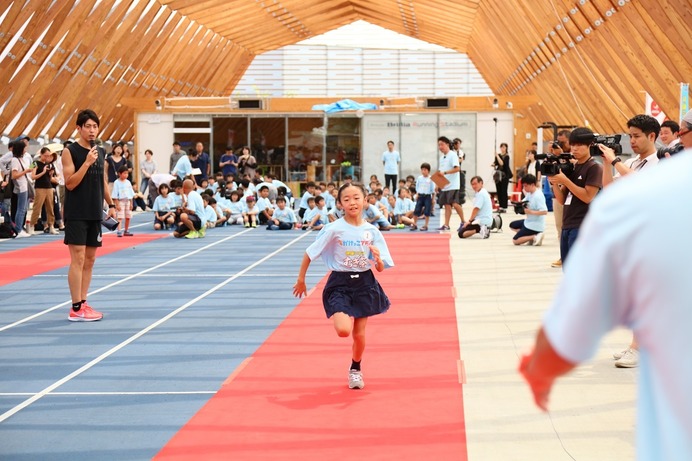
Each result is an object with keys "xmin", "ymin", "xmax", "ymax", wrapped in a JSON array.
[{"xmin": 145, "ymin": 164, "xmax": 439, "ymax": 237}]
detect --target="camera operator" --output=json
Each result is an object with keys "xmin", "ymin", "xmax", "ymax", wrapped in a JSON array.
[
  {"xmin": 659, "ymin": 120, "xmax": 680, "ymax": 149},
  {"xmin": 679, "ymin": 110, "xmax": 692, "ymax": 149},
  {"xmin": 509, "ymin": 174, "xmax": 548, "ymax": 246},
  {"xmin": 547, "ymin": 130, "xmax": 571, "ymax": 268},
  {"xmin": 599, "ymin": 114, "xmax": 660, "ymax": 188},
  {"xmin": 548, "ymin": 127, "xmax": 603, "ymax": 267},
  {"xmin": 28, "ymin": 147, "xmax": 60, "ymax": 235},
  {"xmin": 597, "ymin": 114, "xmax": 662, "ymax": 369}
]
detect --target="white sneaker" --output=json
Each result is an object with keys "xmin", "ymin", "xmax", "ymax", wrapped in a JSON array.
[
  {"xmin": 613, "ymin": 348, "xmax": 629, "ymax": 360},
  {"xmin": 533, "ymin": 232, "xmax": 544, "ymax": 246},
  {"xmin": 481, "ymin": 225, "xmax": 490, "ymax": 239},
  {"xmin": 348, "ymin": 370, "xmax": 365, "ymax": 389},
  {"xmin": 15, "ymin": 230, "xmax": 32, "ymax": 238},
  {"xmin": 48, "ymin": 226, "xmax": 59, "ymax": 235},
  {"xmin": 615, "ymin": 348, "xmax": 639, "ymax": 368}
]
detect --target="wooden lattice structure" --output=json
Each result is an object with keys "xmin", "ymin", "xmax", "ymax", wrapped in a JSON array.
[{"xmin": 0, "ymin": 0, "xmax": 689, "ymax": 141}]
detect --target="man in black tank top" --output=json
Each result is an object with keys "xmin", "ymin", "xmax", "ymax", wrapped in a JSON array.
[{"xmin": 61, "ymin": 109, "xmax": 116, "ymax": 322}]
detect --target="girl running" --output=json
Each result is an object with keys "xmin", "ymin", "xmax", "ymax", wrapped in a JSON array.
[{"xmin": 293, "ymin": 183, "xmax": 394, "ymax": 389}]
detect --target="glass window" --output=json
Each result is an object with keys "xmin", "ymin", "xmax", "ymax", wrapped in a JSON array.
[
  {"xmin": 287, "ymin": 117, "xmax": 324, "ymax": 183},
  {"xmin": 212, "ymin": 116, "xmax": 248, "ymax": 173},
  {"xmin": 250, "ymin": 117, "xmax": 286, "ymax": 180},
  {"xmin": 327, "ymin": 117, "xmax": 361, "ymax": 183}
]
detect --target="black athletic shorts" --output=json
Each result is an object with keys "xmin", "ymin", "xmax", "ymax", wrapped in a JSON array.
[
  {"xmin": 64, "ymin": 220, "xmax": 103, "ymax": 247},
  {"xmin": 176, "ymin": 213, "xmax": 202, "ymax": 233}
]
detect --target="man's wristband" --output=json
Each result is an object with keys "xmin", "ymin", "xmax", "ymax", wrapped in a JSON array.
[
  {"xmin": 108, "ymin": 204, "xmax": 116, "ymax": 209},
  {"xmin": 611, "ymin": 157, "xmax": 622, "ymax": 166}
]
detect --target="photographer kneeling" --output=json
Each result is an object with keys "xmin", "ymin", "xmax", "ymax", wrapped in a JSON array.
[
  {"xmin": 548, "ymin": 127, "xmax": 603, "ymax": 267},
  {"xmin": 509, "ymin": 174, "xmax": 548, "ymax": 246}
]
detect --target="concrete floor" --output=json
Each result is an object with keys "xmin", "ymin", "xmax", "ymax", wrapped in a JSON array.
[{"xmin": 448, "ymin": 205, "xmax": 636, "ymax": 460}]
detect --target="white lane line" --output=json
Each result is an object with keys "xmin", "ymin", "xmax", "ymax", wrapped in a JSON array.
[
  {"xmin": 0, "ymin": 221, "xmax": 151, "ymax": 244},
  {"xmin": 0, "ymin": 231, "xmax": 312, "ymax": 424},
  {"xmin": 32, "ymin": 273, "xmax": 314, "ymax": 278},
  {"xmin": 0, "ymin": 229, "xmax": 256, "ymax": 332},
  {"xmin": 0, "ymin": 391, "xmax": 216, "ymax": 396}
]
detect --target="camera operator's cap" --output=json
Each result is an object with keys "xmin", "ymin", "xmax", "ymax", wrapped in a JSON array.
[
  {"xmin": 13, "ymin": 134, "xmax": 30, "ymax": 143},
  {"xmin": 45, "ymin": 143, "xmax": 64, "ymax": 154}
]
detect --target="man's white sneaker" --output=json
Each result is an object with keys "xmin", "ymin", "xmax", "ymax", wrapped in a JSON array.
[
  {"xmin": 533, "ymin": 232, "xmax": 544, "ymax": 246},
  {"xmin": 15, "ymin": 230, "xmax": 32, "ymax": 238},
  {"xmin": 615, "ymin": 348, "xmax": 639, "ymax": 368},
  {"xmin": 348, "ymin": 370, "xmax": 365, "ymax": 389},
  {"xmin": 481, "ymin": 225, "xmax": 490, "ymax": 239},
  {"xmin": 613, "ymin": 348, "xmax": 629, "ymax": 360}
]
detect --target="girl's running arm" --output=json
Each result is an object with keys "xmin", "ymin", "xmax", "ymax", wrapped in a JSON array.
[{"xmin": 293, "ymin": 253, "xmax": 312, "ymax": 297}]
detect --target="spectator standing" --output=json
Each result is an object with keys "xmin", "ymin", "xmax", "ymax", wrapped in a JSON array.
[
  {"xmin": 492, "ymin": 142, "xmax": 513, "ymax": 212},
  {"xmin": 105, "ymin": 143, "xmax": 126, "ymax": 192},
  {"xmin": 9, "ymin": 140, "xmax": 33, "ymax": 238},
  {"xmin": 436, "ymin": 136, "xmax": 465, "ymax": 231},
  {"xmin": 139, "ymin": 149, "xmax": 157, "ymax": 194},
  {"xmin": 219, "ymin": 146, "xmax": 238, "ymax": 177},
  {"xmin": 237, "ymin": 146, "xmax": 257, "ymax": 179},
  {"xmin": 111, "ymin": 166, "xmax": 135, "ymax": 237},
  {"xmin": 381, "ymin": 140, "xmax": 401, "ymax": 192},
  {"xmin": 411, "ymin": 162, "xmax": 434, "ymax": 231},
  {"xmin": 28, "ymin": 147, "xmax": 59, "ymax": 235},
  {"xmin": 191, "ymin": 141, "xmax": 210, "ymax": 187},
  {"xmin": 452, "ymin": 138, "xmax": 466, "ymax": 203},
  {"xmin": 169, "ymin": 141, "xmax": 185, "ymax": 173}
]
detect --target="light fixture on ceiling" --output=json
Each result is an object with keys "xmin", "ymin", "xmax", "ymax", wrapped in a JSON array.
[
  {"xmin": 1, "ymin": 134, "xmax": 10, "ymax": 145},
  {"xmin": 492, "ymin": 98, "xmax": 499, "ymax": 109},
  {"xmin": 506, "ymin": 101, "xmax": 513, "ymax": 109}
]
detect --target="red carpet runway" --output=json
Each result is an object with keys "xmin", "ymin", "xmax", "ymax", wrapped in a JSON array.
[
  {"xmin": 0, "ymin": 234, "xmax": 165, "ymax": 286},
  {"xmin": 155, "ymin": 234, "xmax": 467, "ymax": 461}
]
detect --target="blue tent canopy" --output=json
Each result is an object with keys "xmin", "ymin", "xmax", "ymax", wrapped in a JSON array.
[{"xmin": 311, "ymin": 99, "xmax": 378, "ymax": 113}]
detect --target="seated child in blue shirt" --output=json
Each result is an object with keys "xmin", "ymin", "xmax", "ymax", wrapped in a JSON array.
[
  {"xmin": 201, "ymin": 194, "xmax": 219, "ymax": 228},
  {"xmin": 363, "ymin": 194, "xmax": 394, "ymax": 231},
  {"xmin": 207, "ymin": 196, "xmax": 228, "ymax": 227},
  {"xmin": 298, "ymin": 181, "xmax": 317, "ymax": 220},
  {"xmin": 305, "ymin": 195, "xmax": 329, "ymax": 231},
  {"xmin": 256, "ymin": 185, "xmax": 274, "ymax": 225},
  {"xmin": 267, "ymin": 196, "xmax": 298, "ymax": 230},
  {"xmin": 153, "ymin": 183, "xmax": 175, "ymax": 230},
  {"xmin": 226, "ymin": 190, "xmax": 244, "ymax": 225}
]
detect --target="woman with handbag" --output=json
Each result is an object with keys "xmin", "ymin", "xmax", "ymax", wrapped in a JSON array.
[
  {"xmin": 9, "ymin": 140, "xmax": 34, "ymax": 238},
  {"xmin": 237, "ymin": 146, "xmax": 257, "ymax": 180},
  {"xmin": 492, "ymin": 143, "xmax": 513, "ymax": 212}
]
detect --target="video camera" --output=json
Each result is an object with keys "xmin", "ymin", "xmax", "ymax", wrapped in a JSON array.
[
  {"xmin": 511, "ymin": 200, "xmax": 529, "ymax": 215},
  {"xmin": 589, "ymin": 134, "xmax": 622, "ymax": 157},
  {"xmin": 657, "ymin": 143, "xmax": 684, "ymax": 159},
  {"xmin": 535, "ymin": 152, "xmax": 574, "ymax": 176}
]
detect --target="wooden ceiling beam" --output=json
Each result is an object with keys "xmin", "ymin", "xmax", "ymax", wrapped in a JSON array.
[
  {"xmin": 29, "ymin": 0, "xmax": 154, "ymax": 138},
  {"xmin": 0, "ymin": 0, "xmax": 104, "ymax": 131}
]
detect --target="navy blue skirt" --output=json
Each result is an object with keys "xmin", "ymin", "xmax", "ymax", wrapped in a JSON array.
[{"xmin": 322, "ymin": 270, "xmax": 390, "ymax": 319}]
